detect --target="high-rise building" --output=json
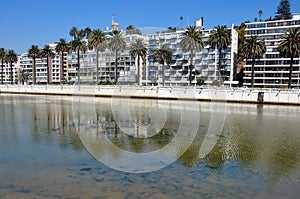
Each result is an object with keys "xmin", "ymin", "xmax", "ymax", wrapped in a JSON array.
[
  {"xmin": 145, "ymin": 21, "xmax": 238, "ymax": 86},
  {"xmin": 244, "ymin": 14, "xmax": 300, "ymax": 88}
]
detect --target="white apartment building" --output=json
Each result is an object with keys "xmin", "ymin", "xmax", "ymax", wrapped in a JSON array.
[
  {"xmin": 146, "ymin": 21, "xmax": 238, "ymax": 86},
  {"xmin": 19, "ymin": 44, "xmax": 68, "ymax": 84},
  {"xmin": 244, "ymin": 14, "xmax": 300, "ymax": 88},
  {"xmin": 71, "ymin": 33, "xmax": 143, "ymax": 84},
  {"xmin": 0, "ymin": 61, "xmax": 18, "ymax": 84}
]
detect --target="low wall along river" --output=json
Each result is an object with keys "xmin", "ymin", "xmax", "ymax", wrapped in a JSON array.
[{"xmin": 1, "ymin": 85, "xmax": 300, "ymax": 105}]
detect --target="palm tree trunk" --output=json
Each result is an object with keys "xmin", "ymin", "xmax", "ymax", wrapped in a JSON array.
[
  {"xmin": 189, "ymin": 50, "xmax": 194, "ymax": 85},
  {"xmin": 46, "ymin": 56, "xmax": 50, "ymax": 84},
  {"xmin": 60, "ymin": 52, "xmax": 64, "ymax": 84},
  {"xmin": 115, "ymin": 50, "xmax": 118, "ymax": 83},
  {"xmin": 32, "ymin": 58, "xmax": 36, "ymax": 85},
  {"xmin": 251, "ymin": 57, "xmax": 255, "ymax": 88},
  {"xmin": 1, "ymin": 60, "xmax": 4, "ymax": 84},
  {"xmin": 77, "ymin": 49, "xmax": 80, "ymax": 85},
  {"xmin": 137, "ymin": 55, "xmax": 140, "ymax": 86},
  {"xmin": 288, "ymin": 56, "xmax": 294, "ymax": 89},
  {"xmin": 162, "ymin": 61, "xmax": 165, "ymax": 86},
  {"xmin": 218, "ymin": 48, "xmax": 222, "ymax": 81},
  {"xmin": 96, "ymin": 48, "xmax": 99, "ymax": 84},
  {"xmin": 10, "ymin": 62, "xmax": 13, "ymax": 84}
]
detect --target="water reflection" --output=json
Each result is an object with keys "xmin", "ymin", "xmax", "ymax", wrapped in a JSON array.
[{"xmin": 1, "ymin": 95, "xmax": 300, "ymax": 197}]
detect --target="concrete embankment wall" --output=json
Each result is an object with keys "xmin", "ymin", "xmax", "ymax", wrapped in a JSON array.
[{"xmin": 1, "ymin": 85, "xmax": 300, "ymax": 105}]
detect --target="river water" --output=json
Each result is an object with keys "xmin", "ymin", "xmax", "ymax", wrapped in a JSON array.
[{"xmin": 0, "ymin": 94, "xmax": 300, "ymax": 199}]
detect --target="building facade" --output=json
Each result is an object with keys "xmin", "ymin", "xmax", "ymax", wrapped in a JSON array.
[
  {"xmin": 19, "ymin": 44, "xmax": 65, "ymax": 84},
  {"xmin": 146, "ymin": 22, "xmax": 238, "ymax": 86},
  {"xmin": 70, "ymin": 33, "xmax": 143, "ymax": 84},
  {"xmin": 0, "ymin": 61, "xmax": 18, "ymax": 84},
  {"xmin": 244, "ymin": 14, "xmax": 300, "ymax": 88}
]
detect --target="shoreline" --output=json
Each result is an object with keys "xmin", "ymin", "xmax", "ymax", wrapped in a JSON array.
[{"xmin": 1, "ymin": 85, "xmax": 300, "ymax": 106}]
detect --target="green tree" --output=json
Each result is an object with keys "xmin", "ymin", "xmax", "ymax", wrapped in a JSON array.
[
  {"xmin": 258, "ymin": 10, "xmax": 263, "ymax": 21},
  {"xmin": 130, "ymin": 38, "xmax": 147, "ymax": 86},
  {"xmin": 208, "ymin": 25, "xmax": 231, "ymax": 81},
  {"xmin": 55, "ymin": 38, "xmax": 69, "ymax": 84},
  {"xmin": 28, "ymin": 45, "xmax": 40, "ymax": 85},
  {"xmin": 0, "ymin": 48, "xmax": 6, "ymax": 84},
  {"xmin": 108, "ymin": 30, "xmax": 126, "ymax": 83},
  {"xmin": 153, "ymin": 44, "xmax": 172, "ymax": 86},
  {"xmin": 180, "ymin": 26, "xmax": 204, "ymax": 85},
  {"xmin": 235, "ymin": 23, "xmax": 247, "ymax": 86},
  {"xmin": 88, "ymin": 29, "xmax": 107, "ymax": 84},
  {"xmin": 41, "ymin": 44, "xmax": 55, "ymax": 84},
  {"xmin": 275, "ymin": 0, "xmax": 292, "ymax": 20},
  {"xmin": 69, "ymin": 27, "xmax": 90, "ymax": 85},
  {"xmin": 243, "ymin": 35, "xmax": 266, "ymax": 88},
  {"xmin": 278, "ymin": 28, "xmax": 300, "ymax": 89},
  {"xmin": 17, "ymin": 68, "xmax": 29, "ymax": 85},
  {"xmin": 6, "ymin": 50, "xmax": 18, "ymax": 84},
  {"xmin": 69, "ymin": 26, "xmax": 78, "ymax": 39},
  {"xmin": 126, "ymin": 25, "xmax": 142, "ymax": 35}
]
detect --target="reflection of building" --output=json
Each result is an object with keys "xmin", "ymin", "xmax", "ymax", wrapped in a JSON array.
[
  {"xmin": 146, "ymin": 20, "xmax": 238, "ymax": 86},
  {"xmin": 244, "ymin": 14, "xmax": 300, "ymax": 88}
]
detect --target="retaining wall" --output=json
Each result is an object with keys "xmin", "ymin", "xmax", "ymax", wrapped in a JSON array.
[{"xmin": 1, "ymin": 85, "xmax": 300, "ymax": 105}]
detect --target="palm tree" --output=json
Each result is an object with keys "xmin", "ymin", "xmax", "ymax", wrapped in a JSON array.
[
  {"xmin": 243, "ymin": 35, "xmax": 266, "ymax": 88},
  {"xmin": 208, "ymin": 25, "xmax": 231, "ymax": 81},
  {"xmin": 55, "ymin": 38, "xmax": 69, "ymax": 84},
  {"xmin": 258, "ymin": 10, "xmax": 263, "ymax": 21},
  {"xmin": 17, "ymin": 68, "xmax": 29, "ymax": 85},
  {"xmin": 41, "ymin": 44, "xmax": 55, "ymax": 84},
  {"xmin": 6, "ymin": 50, "xmax": 18, "ymax": 84},
  {"xmin": 70, "ymin": 37, "xmax": 87, "ymax": 85},
  {"xmin": 0, "ymin": 48, "xmax": 6, "ymax": 84},
  {"xmin": 180, "ymin": 26, "xmax": 204, "ymax": 85},
  {"xmin": 28, "ymin": 45, "xmax": 40, "ymax": 85},
  {"xmin": 153, "ymin": 44, "xmax": 172, "ymax": 86},
  {"xmin": 69, "ymin": 27, "xmax": 78, "ymax": 39},
  {"xmin": 69, "ymin": 27, "xmax": 90, "ymax": 85},
  {"xmin": 278, "ymin": 28, "xmax": 300, "ymax": 89},
  {"xmin": 108, "ymin": 30, "xmax": 126, "ymax": 83},
  {"xmin": 88, "ymin": 29, "xmax": 107, "ymax": 84},
  {"xmin": 130, "ymin": 38, "xmax": 147, "ymax": 86}
]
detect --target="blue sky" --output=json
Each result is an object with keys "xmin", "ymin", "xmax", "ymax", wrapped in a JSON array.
[{"xmin": 1, "ymin": 0, "xmax": 299, "ymax": 54}]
